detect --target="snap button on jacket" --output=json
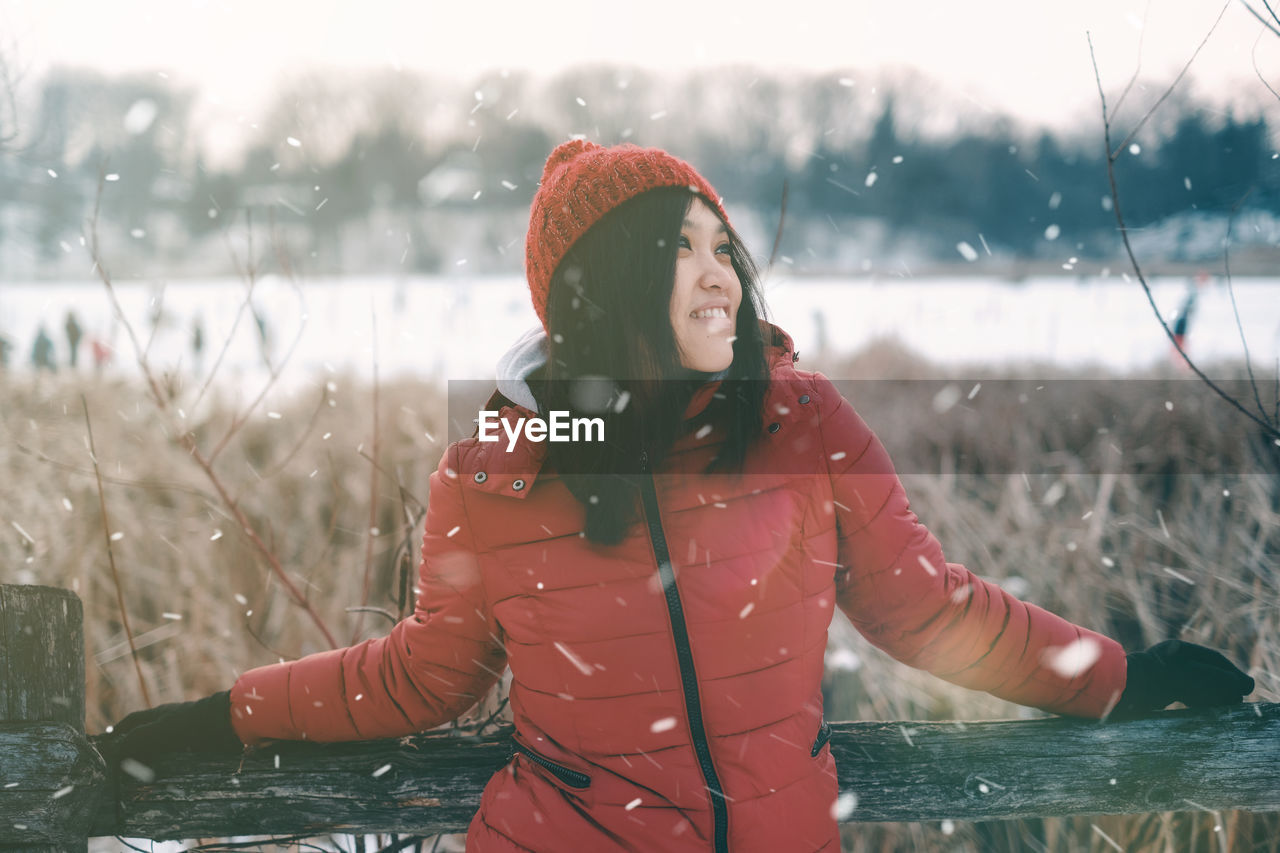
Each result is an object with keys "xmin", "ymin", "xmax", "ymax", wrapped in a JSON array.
[{"xmin": 230, "ymin": 323, "xmax": 1126, "ymax": 852}]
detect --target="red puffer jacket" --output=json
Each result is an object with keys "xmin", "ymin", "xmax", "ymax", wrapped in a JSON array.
[{"xmin": 230, "ymin": 322, "xmax": 1126, "ymax": 852}]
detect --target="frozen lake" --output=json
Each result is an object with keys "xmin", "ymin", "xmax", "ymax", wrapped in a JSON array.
[{"xmin": 2, "ymin": 274, "xmax": 1277, "ymax": 389}]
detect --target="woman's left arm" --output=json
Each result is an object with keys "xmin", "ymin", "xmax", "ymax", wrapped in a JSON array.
[{"xmin": 809, "ymin": 373, "xmax": 1127, "ymax": 718}]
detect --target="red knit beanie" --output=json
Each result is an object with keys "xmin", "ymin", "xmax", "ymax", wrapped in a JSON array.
[{"xmin": 524, "ymin": 139, "xmax": 729, "ymax": 333}]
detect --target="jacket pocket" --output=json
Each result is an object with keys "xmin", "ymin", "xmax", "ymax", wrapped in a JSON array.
[
  {"xmin": 513, "ymin": 742, "xmax": 592, "ymax": 789},
  {"xmin": 810, "ymin": 718, "xmax": 832, "ymax": 758}
]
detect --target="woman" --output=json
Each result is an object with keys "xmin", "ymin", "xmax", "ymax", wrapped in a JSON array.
[{"xmin": 103, "ymin": 140, "xmax": 1254, "ymax": 852}]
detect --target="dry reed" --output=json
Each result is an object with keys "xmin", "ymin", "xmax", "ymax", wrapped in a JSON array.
[{"xmin": 1, "ymin": 337, "xmax": 1274, "ymax": 852}]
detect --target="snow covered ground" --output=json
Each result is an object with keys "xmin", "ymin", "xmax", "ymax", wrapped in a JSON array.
[{"xmin": 2, "ymin": 274, "xmax": 1277, "ymax": 390}]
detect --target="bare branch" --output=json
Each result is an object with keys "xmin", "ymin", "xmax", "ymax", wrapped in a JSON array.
[
  {"xmin": 766, "ymin": 179, "xmax": 790, "ymax": 274},
  {"xmin": 206, "ymin": 274, "xmax": 309, "ymax": 465},
  {"xmin": 353, "ymin": 308, "xmax": 382, "ymax": 644},
  {"xmin": 1262, "ymin": 0, "xmax": 1280, "ymax": 25},
  {"xmin": 1088, "ymin": 33, "xmax": 1280, "ymax": 441},
  {"xmin": 344, "ymin": 606, "xmax": 397, "ymax": 628},
  {"xmin": 1222, "ymin": 190, "xmax": 1271, "ymax": 423},
  {"xmin": 1239, "ymin": 0, "xmax": 1280, "ymax": 36},
  {"xmin": 87, "ymin": 176, "xmax": 340, "ymax": 649},
  {"xmin": 11, "ymin": 439, "xmax": 215, "ymax": 501},
  {"xmin": 1250, "ymin": 28, "xmax": 1280, "ymax": 104},
  {"xmin": 1111, "ymin": 1, "xmax": 1231, "ymax": 160},
  {"xmin": 356, "ymin": 449, "xmax": 425, "ymax": 510},
  {"xmin": 1112, "ymin": 0, "xmax": 1154, "ymax": 120},
  {"xmin": 179, "ymin": 433, "xmax": 338, "ymax": 648},
  {"xmin": 89, "ymin": 167, "xmax": 171, "ymax": 413},
  {"xmin": 82, "ymin": 395, "xmax": 152, "ymax": 708},
  {"xmin": 257, "ymin": 385, "xmax": 331, "ymax": 480},
  {"xmin": 0, "ymin": 44, "xmax": 20, "ymax": 150},
  {"xmin": 190, "ymin": 211, "xmax": 262, "ymax": 413}
]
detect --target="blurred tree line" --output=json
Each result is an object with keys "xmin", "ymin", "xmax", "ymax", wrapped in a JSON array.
[{"xmin": 0, "ymin": 64, "xmax": 1276, "ymax": 277}]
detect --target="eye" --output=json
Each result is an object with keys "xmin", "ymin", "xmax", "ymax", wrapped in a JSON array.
[
  {"xmin": 716, "ymin": 242, "xmax": 732, "ymax": 255},
  {"xmin": 677, "ymin": 235, "xmax": 691, "ymax": 249}
]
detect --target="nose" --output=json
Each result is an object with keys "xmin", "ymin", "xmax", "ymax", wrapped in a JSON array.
[{"xmin": 695, "ymin": 253, "xmax": 737, "ymax": 290}]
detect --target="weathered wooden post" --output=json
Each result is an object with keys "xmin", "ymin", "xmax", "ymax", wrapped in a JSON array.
[{"xmin": 0, "ymin": 585, "xmax": 105, "ymax": 852}]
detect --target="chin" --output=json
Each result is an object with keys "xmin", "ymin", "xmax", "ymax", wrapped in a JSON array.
[{"xmin": 690, "ymin": 351, "xmax": 733, "ymax": 374}]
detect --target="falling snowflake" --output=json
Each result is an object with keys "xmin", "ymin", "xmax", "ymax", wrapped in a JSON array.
[
  {"xmin": 650, "ymin": 716, "xmax": 677, "ymax": 733},
  {"xmin": 831, "ymin": 792, "xmax": 858, "ymax": 821},
  {"xmin": 826, "ymin": 647, "xmax": 861, "ymax": 672},
  {"xmin": 1041, "ymin": 637, "xmax": 1102, "ymax": 679},
  {"xmin": 931, "ymin": 384, "xmax": 961, "ymax": 414},
  {"xmin": 956, "ymin": 242, "xmax": 978, "ymax": 262},
  {"xmin": 120, "ymin": 758, "xmax": 155, "ymax": 783},
  {"xmin": 554, "ymin": 642, "xmax": 595, "ymax": 676}
]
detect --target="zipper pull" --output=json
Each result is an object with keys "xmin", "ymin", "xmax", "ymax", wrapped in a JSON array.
[{"xmin": 639, "ymin": 449, "xmax": 649, "ymax": 474}]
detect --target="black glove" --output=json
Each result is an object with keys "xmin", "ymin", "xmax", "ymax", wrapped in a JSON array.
[
  {"xmin": 98, "ymin": 690, "xmax": 243, "ymax": 766},
  {"xmin": 1113, "ymin": 640, "xmax": 1254, "ymax": 716}
]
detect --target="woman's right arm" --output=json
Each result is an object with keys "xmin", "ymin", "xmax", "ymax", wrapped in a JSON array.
[{"xmin": 229, "ymin": 444, "xmax": 508, "ymax": 745}]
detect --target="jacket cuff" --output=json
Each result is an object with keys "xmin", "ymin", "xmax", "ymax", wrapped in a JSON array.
[{"xmin": 229, "ymin": 661, "xmax": 298, "ymax": 745}]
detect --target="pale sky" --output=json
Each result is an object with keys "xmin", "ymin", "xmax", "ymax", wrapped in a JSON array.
[{"xmin": 2, "ymin": 0, "xmax": 1276, "ymax": 131}]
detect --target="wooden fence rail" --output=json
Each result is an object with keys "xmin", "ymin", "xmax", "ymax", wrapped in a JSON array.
[{"xmin": 3, "ymin": 585, "xmax": 1278, "ymax": 849}]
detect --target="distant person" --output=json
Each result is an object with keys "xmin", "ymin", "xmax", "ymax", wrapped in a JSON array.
[
  {"xmin": 101, "ymin": 141, "xmax": 1256, "ymax": 851},
  {"xmin": 0, "ymin": 333, "xmax": 12, "ymax": 370},
  {"xmin": 91, "ymin": 336, "xmax": 113, "ymax": 377},
  {"xmin": 1170, "ymin": 271, "xmax": 1207, "ymax": 364},
  {"xmin": 31, "ymin": 325, "xmax": 56, "ymax": 372},
  {"xmin": 812, "ymin": 307, "xmax": 829, "ymax": 360},
  {"xmin": 251, "ymin": 306, "xmax": 271, "ymax": 368},
  {"xmin": 64, "ymin": 310, "xmax": 83, "ymax": 368},
  {"xmin": 191, "ymin": 315, "xmax": 205, "ymax": 375}
]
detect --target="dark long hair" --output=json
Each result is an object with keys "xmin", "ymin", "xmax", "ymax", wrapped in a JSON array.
[{"xmin": 530, "ymin": 187, "xmax": 772, "ymax": 545}]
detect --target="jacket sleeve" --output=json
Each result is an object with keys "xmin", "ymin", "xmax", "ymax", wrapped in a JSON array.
[
  {"xmin": 811, "ymin": 373, "xmax": 1126, "ymax": 718},
  {"xmin": 229, "ymin": 444, "xmax": 507, "ymax": 744}
]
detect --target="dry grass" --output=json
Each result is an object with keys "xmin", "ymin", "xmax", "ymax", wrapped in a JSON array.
[{"xmin": 1, "ymin": 336, "xmax": 1276, "ymax": 852}]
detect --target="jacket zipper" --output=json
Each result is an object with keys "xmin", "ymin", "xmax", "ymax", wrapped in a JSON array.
[
  {"xmin": 811, "ymin": 719, "xmax": 832, "ymax": 757},
  {"xmin": 512, "ymin": 742, "xmax": 591, "ymax": 789},
  {"xmin": 638, "ymin": 449, "xmax": 730, "ymax": 853}
]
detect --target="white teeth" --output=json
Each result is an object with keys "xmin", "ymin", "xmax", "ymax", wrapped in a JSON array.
[{"xmin": 690, "ymin": 307, "xmax": 728, "ymax": 319}]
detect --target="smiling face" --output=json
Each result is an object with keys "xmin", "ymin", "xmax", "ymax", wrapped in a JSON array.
[{"xmin": 668, "ymin": 197, "xmax": 743, "ymax": 373}]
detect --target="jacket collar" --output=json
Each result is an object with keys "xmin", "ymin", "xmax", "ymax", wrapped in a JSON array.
[{"xmin": 467, "ymin": 320, "xmax": 799, "ymax": 497}]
